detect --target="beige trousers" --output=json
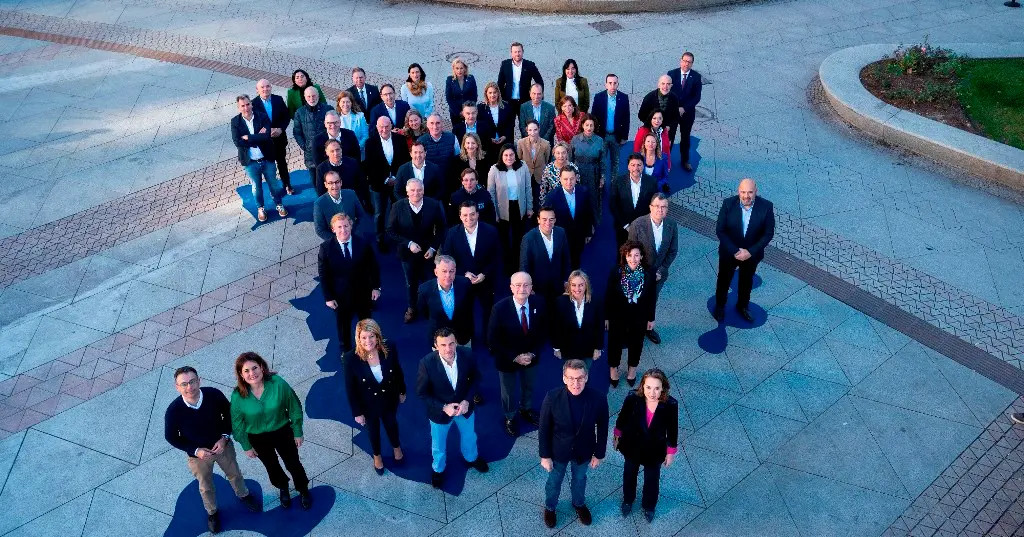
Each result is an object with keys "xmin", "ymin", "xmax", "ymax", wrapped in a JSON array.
[{"xmin": 186, "ymin": 441, "xmax": 249, "ymax": 514}]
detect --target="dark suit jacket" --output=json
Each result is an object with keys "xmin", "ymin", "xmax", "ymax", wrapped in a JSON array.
[
  {"xmin": 343, "ymin": 342, "xmax": 405, "ymax": 418},
  {"xmin": 370, "ymin": 101, "xmax": 411, "ymax": 132},
  {"xmin": 395, "ymin": 161, "xmax": 444, "ymax": 201},
  {"xmin": 417, "ymin": 276, "xmax": 474, "ymax": 345},
  {"xmin": 543, "ymin": 186, "xmax": 595, "ymax": 245},
  {"xmin": 497, "ymin": 58, "xmax": 544, "ymax": 102},
  {"xmin": 347, "ymin": 83, "xmax": 381, "ymax": 123},
  {"xmin": 416, "ymin": 347, "xmax": 478, "ymax": 425},
  {"xmin": 590, "ymin": 91, "xmax": 631, "ymax": 142},
  {"xmin": 605, "ymin": 266, "xmax": 657, "ymax": 325},
  {"xmin": 387, "ymin": 198, "xmax": 447, "ymax": 262},
  {"xmin": 667, "ymin": 68, "xmax": 703, "ymax": 113},
  {"xmin": 364, "ymin": 133, "xmax": 411, "ymax": 191},
  {"xmin": 638, "ymin": 90, "xmax": 681, "ymax": 129},
  {"xmin": 518, "ymin": 101, "xmax": 556, "ymax": 142},
  {"xmin": 313, "ymin": 129, "xmax": 361, "ymax": 166},
  {"xmin": 715, "ymin": 196, "xmax": 775, "ymax": 262},
  {"xmin": 487, "ymin": 295, "xmax": 547, "ymax": 373},
  {"xmin": 477, "ymin": 102, "xmax": 514, "ymax": 143},
  {"xmin": 608, "ymin": 174, "xmax": 658, "ymax": 232},
  {"xmin": 551, "ymin": 295, "xmax": 604, "ymax": 361},
  {"xmin": 452, "ymin": 122, "xmax": 480, "ymax": 144},
  {"xmin": 230, "ymin": 112, "xmax": 275, "ymax": 166},
  {"xmin": 444, "ymin": 75, "xmax": 478, "ymax": 115},
  {"xmin": 614, "ymin": 393, "xmax": 679, "ymax": 465},
  {"xmin": 519, "ymin": 227, "xmax": 572, "ymax": 300},
  {"xmin": 316, "ymin": 157, "xmax": 367, "ymax": 200},
  {"xmin": 317, "ymin": 236, "xmax": 380, "ymax": 308},
  {"xmin": 251, "ymin": 94, "xmax": 290, "ymax": 151},
  {"xmin": 442, "ymin": 222, "xmax": 502, "ymax": 286},
  {"xmin": 628, "ymin": 215, "xmax": 680, "ymax": 282},
  {"xmin": 539, "ymin": 386, "xmax": 609, "ymax": 463}
]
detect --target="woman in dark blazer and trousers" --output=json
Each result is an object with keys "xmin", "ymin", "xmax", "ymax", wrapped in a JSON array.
[
  {"xmin": 614, "ymin": 368, "xmax": 678, "ymax": 522},
  {"xmin": 552, "ymin": 270, "xmax": 604, "ymax": 371},
  {"xmin": 343, "ymin": 319, "xmax": 406, "ymax": 475},
  {"xmin": 605, "ymin": 240, "xmax": 657, "ymax": 387},
  {"xmin": 445, "ymin": 57, "xmax": 478, "ymax": 125}
]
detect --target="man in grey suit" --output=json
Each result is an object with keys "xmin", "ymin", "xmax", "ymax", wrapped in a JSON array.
[
  {"xmin": 313, "ymin": 170, "xmax": 367, "ymax": 241},
  {"xmin": 518, "ymin": 83, "xmax": 556, "ymax": 144},
  {"xmin": 628, "ymin": 193, "xmax": 678, "ymax": 345}
]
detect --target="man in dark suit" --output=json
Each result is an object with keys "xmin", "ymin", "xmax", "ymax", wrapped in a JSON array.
[
  {"xmin": 317, "ymin": 213, "xmax": 380, "ymax": 352},
  {"xmin": 488, "ymin": 272, "xmax": 547, "ymax": 437},
  {"xmin": 538, "ymin": 359, "xmax": 609, "ymax": 529},
  {"xmin": 395, "ymin": 141, "xmax": 444, "ymax": 201},
  {"xmin": 667, "ymin": 52, "xmax": 702, "ymax": 171},
  {"xmin": 313, "ymin": 170, "xmax": 367, "ymax": 242},
  {"xmin": 365, "ymin": 116, "xmax": 410, "ymax": 248},
  {"xmin": 369, "ymin": 83, "xmax": 410, "ymax": 133},
  {"xmin": 452, "ymin": 102, "xmax": 480, "ymax": 143},
  {"xmin": 442, "ymin": 201, "xmax": 502, "ymax": 343},
  {"xmin": 313, "ymin": 111, "xmax": 361, "ymax": 168},
  {"xmin": 388, "ymin": 178, "xmax": 447, "ymax": 323},
  {"xmin": 231, "ymin": 95, "xmax": 286, "ymax": 223},
  {"xmin": 714, "ymin": 178, "xmax": 775, "ymax": 323},
  {"xmin": 415, "ymin": 328, "xmax": 489, "ymax": 489},
  {"xmin": 590, "ymin": 74, "xmax": 630, "ymax": 185},
  {"xmin": 417, "ymin": 255, "xmax": 474, "ymax": 346},
  {"xmin": 543, "ymin": 167, "xmax": 595, "ymax": 270},
  {"xmin": 497, "ymin": 42, "xmax": 544, "ymax": 130},
  {"xmin": 347, "ymin": 67, "xmax": 381, "ymax": 124},
  {"xmin": 637, "ymin": 76, "xmax": 680, "ymax": 156},
  {"xmin": 518, "ymin": 83, "xmax": 556, "ymax": 143},
  {"xmin": 609, "ymin": 154, "xmax": 658, "ymax": 246},
  {"xmin": 253, "ymin": 79, "xmax": 294, "ymax": 195},
  {"xmin": 315, "ymin": 139, "xmax": 367, "ymax": 204},
  {"xmin": 519, "ymin": 207, "xmax": 571, "ymax": 308},
  {"xmin": 628, "ymin": 193, "xmax": 679, "ymax": 344}
]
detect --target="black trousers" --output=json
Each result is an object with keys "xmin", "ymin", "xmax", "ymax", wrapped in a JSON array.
[
  {"xmin": 248, "ymin": 425, "xmax": 309, "ymax": 492},
  {"xmin": 401, "ymin": 258, "xmax": 431, "ymax": 310},
  {"xmin": 715, "ymin": 255, "xmax": 760, "ymax": 309},
  {"xmin": 471, "ymin": 284, "xmax": 494, "ymax": 345},
  {"xmin": 497, "ymin": 201, "xmax": 525, "ymax": 275},
  {"xmin": 623, "ymin": 457, "xmax": 662, "ymax": 511},
  {"xmin": 677, "ymin": 110, "xmax": 696, "ymax": 165},
  {"xmin": 273, "ymin": 141, "xmax": 291, "ymax": 189},
  {"xmin": 615, "ymin": 227, "xmax": 629, "ymax": 248},
  {"xmin": 508, "ymin": 98, "xmax": 524, "ymax": 131},
  {"xmin": 365, "ymin": 409, "xmax": 401, "ymax": 456},
  {"xmin": 568, "ymin": 236, "xmax": 584, "ymax": 270},
  {"xmin": 309, "ymin": 166, "xmax": 325, "ymax": 196},
  {"xmin": 335, "ymin": 300, "xmax": 372, "ymax": 352},
  {"xmin": 608, "ymin": 319, "xmax": 646, "ymax": 368}
]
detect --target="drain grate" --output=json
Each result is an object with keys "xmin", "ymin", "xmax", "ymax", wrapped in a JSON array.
[{"xmin": 589, "ymin": 20, "xmax": 623, "ymax": 33}]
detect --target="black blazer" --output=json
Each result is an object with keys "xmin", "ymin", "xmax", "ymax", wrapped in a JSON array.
[
  {"xmin": 343, "ymin": 342, "xmax": 405, "ymax": 418},
  {"xmin": 441, "ymin": 222, "xmax": 502, "ymax": 286},
  {"xmin": 497, "ymin": 58, "xmax": 544, "ymax": 102},
  {"xmin": 477, "ymin": 102, "xmax": 515, "ymax": 143},
  {"xmin": 551, "ymin": 295, "xmax": 604, "ymax": 361},
  {"xmin": 417, "ymin": 276, "xmax": 474, "ymax": 345},
  {"xmin": 605, "ymin": 266, "xmax": 657, "ymax": 325},
  {"xmin": 447, "ymin": 179, "xmax": 497, "ymax": 225},
  {"xmin": 317, "ymin": 236, "xmax": 380, "ymax": 307},
  {"xmin": 539, "ymin": 386, "xmax": 609, "ymax": 463},
  {"xmin": 667, "ymin": 68, "xmax": 703, "ymax": 113},
  {"xmin": 609, "ymin": 174, "xmax": 658, "ymax": 231},
  {"xmin": 519, "ymin": 227, "xmax": 572, "ymax": 300},
  {"xmin": 415, "ymin": 347, "xmax": 478, "ymax": 425},
  {"xmin": 487, "ymin": 295, "xmax": 547, "ymax": 373},
  {"xmin": 387, "ymin": 198, "xmax": 447, "ymax": 262},
  {"xmin": 715, "ymin": 195, "xmax": 776, "ymax": 263},
  {"xmin": 364, "ymin": 133, "xmax": 411, "ymax": 191},
  {"xmin": 251, "ymin": 94, "xmax": 290, "ymax": 147},
  {"xmin": 543, "ymin": 186, "xmax": 595, "ymax": 244},
  {"xmin": 315, "ymin": 157, "xmax": 367, "ymax": 200},
  {"xmin": 590, "ymin": 91, "xmax": 630, "ymax": 142},
  {"xmin": 444, "ymin": 75, "xmax": 478, "ymax": 115},
  {"xmin": 370, "ymin": 101, "xmax": 411, "ymax": 132},
  {"xmin": 615, "ymin": 393, "xmax": 679, "ymax": 465},
  {"xmin": 230, "ymin": 112, "xmax": 275, "ymax": 166},
  {"xmin": 347, "ymin": 83, "xmax": 381, "ymax": 123},
  {"xmin": 313, "ymin": 129, "xmax": 361, "ymax": 166},
  {"xmin": 395, "ymin": 161, "xmax": 444, "ymax": 201},
  {"xmin": 638, "ymin": 89, "xmax": 681, "ymax": 129}
]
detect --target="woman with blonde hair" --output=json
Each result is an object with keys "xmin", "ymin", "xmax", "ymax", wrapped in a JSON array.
[
  {"xmin": 540, "ymin": 141, "xmax": 578, "ymax": 201},
  {"xmin": 640, "ymin": 132, "xmax": 670, "ymax": 193},
  {"xmin": 399, "ymin": 108, "xmax": 428, "ymax": 152},
  {"xmin": 445, "ymin": 57, "xmax": 478, "ymax": 125},
  {"xmin": 552, "ymin": 270, "xmax": 604, "ymax": 370}
]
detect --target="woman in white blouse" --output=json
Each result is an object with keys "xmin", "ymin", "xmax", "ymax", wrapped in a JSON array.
[
  {"xmin": 552, "ymin": 270, "xmax": 604, "ymax": 371},
  {"xmin": 400, "ymin": 63, "xmax": 434, "ymax": 117},
  {"xmin": 335, "ymin": 90, "xmax": 369, "ymax": 160},
  {"xmin": 487, "ymin": 144, "xmax": 533, "ymax": 271}
]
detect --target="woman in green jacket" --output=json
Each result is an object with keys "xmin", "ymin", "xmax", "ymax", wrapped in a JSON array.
[
  {"xmin": 230, "ymin": 351, "xmax": 312, "ymax": 509},
  {"xmin": 286, "ymin": 69, "xmax": 327, "ymax": 118}
]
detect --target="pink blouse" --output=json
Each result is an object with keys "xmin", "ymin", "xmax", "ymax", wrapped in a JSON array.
[{"xmin": 614, "ymin": 403, "xmax": 678, "ymax": 455}]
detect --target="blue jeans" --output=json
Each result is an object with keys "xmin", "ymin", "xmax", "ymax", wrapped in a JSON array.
[
  {"xmin": 545, "ymin": 459, "xmax": 588, "ymax": 511},
  {"xmin": 244, "ymin": 160, "xmax": 283, "ymax": 208},
  {"xmin": 371, "ymin": 188, "xmax": 393, "ymax": 241},
  {"xmin": 429, "ymin": 412, "xmax": 478, "ymax": 473}
]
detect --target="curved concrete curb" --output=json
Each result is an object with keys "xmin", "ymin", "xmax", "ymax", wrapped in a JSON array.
[
  {"xmin": 394, "ymin": 0, "xmax": 747, "ymax": 14},
  {"xmin": 819, "ymin": 43, "xmax": 1024, "ymax": 190}
]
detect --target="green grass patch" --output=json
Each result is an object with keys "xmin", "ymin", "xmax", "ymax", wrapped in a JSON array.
[{"xmin": 958, "ymin": 58, "xmax": 1024, "ymax": 150}]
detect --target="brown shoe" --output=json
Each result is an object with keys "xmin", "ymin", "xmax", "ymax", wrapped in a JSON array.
[
  {"xmin": 257, "ymin": 208, "xmax": 267, "ymax": 222},
  {"xmin": 277, "ymin": 204, "xmax": 288, "ymax": 217},
  {"xmin": 403, "ymin": 308, "xmax": 415, "ymax": 323},
  {"xmin": 543, "ymin": 509, "xmax": 556, "ymax": 528}
]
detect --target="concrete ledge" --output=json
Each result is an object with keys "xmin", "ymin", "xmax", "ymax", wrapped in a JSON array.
[
  {"xmin": 819, "ymin": 43, "xmax": 1024, "ymax": 191},
  {"xmin": 393, "ymin": 0, "xmax": 748, "ymax": 14}
]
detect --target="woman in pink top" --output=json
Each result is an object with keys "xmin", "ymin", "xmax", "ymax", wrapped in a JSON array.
[
  {"xmin": 613, "ymin": 368, "xmax": 678, "ymax": 523},
  {"xmin": 633, "ymin": 109, "xmax": 671, "ymax": 170}
]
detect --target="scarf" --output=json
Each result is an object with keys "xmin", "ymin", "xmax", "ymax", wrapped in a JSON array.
[
  {"xmin": 407, "ymin": 80, "xmax": 427, "ymax": 97},
  {"xmin": 620, "ymin": 265, "xmax": 644, "ymax": 303}
]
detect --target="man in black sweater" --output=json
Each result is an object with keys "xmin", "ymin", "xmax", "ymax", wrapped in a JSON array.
[{"xmin": 164, "ymin": 366, "xmax": 260, "ymax": 533}]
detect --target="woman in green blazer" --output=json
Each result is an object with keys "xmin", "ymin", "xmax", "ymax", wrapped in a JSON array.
[{"xmin": 286, "ymin": 69, "xmax": 327, "ymax": 118}]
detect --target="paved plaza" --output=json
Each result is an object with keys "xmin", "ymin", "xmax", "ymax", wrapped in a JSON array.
[{"xmin": 0, "ymin": 0, "xmax": 1023, "ymax": 535}]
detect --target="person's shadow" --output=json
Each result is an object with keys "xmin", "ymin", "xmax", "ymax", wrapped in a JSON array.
[
  {"xmin": 697, "ymin": 273, "xmax": 766, "ymax": 354},
  {"xmin": 161, "ymin": 475, "xmax": 335, "ymax": 536},
  {"xmin": 235, "ymin": 169, "xmax": 319, "ymax": 229}
]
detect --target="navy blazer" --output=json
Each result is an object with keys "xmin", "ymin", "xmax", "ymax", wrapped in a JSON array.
[
  {"xmin": 343, "ymin": 342, "xmax": 405, "ymax": 418},
  {"xmin": 417, "ymin": 276, "xmax": 474, "ymax": 345},
  {"xmin": 543, "ymin": 186, "xmax": 595, "ymax": 245},
  {"xmin": 387, "ymin": 198, "xmax": 447, "ymax": 262},
  {"xmin": 477, "ymin": 102, "xmax": 514, "ymax": 143},
  {"xmin": 370, "ymin": 101, "xmax": 411, "ymax": 132},
  {"xmin": 415, "ymin": 347, "xmax": 478, "ymax": 425},
  {"xmin": 715, "ymin": 195, "xmax": 775, "ymax": 262},
  {"xmin": 364, "ymin": 133, "xmax": 411, "ymax": 191},
  {"xmin": 551, "ymin": 295, "xmax": 604, "ymax": 361},
  {"xmin": 539, "ymin": 386, "xmax": 609, "ymax": 463},
  {"xmin": 444, "ymin": 75, "xmax": 478, "ymax": 116},
  {"xmin": 519, "ymin": 226, "xmax": 572, "ymax": 300},
  {"xmin": 667, "ymin": 68, "xmax": 703, "ymax": 113},
  {"xmin": 347, "ymin": 83, "xmax": 381, "ymax": 123},
  {"xmin": 487, "ymin": 295, "xmax": 548, "ymax": 373},
  {"xmin": 313, "ymin": 129, "xmax": 361, "ymax": 165},
  {"xmin": 609, "ymin": 174, "xmax": 658, "ymax": 231},
  {"xmin": 317, "ymin": 236, "xmax": 380, "ymax": 307},
  {"xmin": 590, "ymin": 91, "xmax": 631, "ymax": 142},
  {"xmin": 497, "ymin": 58, "xmax": 544, "ymax": 102},
  {"xmin": 395, "ymin": 161, "xmax": 444, "ymax": 201},
  {"xmin": 614, "ymin": 393, "xmax": 679, "ymax": 465},
  {"xmin": 441, "ymin": 222, "xmax": 502, "ymax": 285},
  {"xmin": 251, "ymin": 94, "xmax": 290, "ymax": 145},
  {"xmin": 315, "ymin": 157, "xmax": 367, "ymax": 199},
  {"xmin": 230, "ymin": 112, "xmax": 275, "ymax": 166}
]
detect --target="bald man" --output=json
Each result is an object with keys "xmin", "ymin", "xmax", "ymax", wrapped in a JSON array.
[
  {"xmin": 637, "ymin": 75, "xmax": 680, "ymax": 158},
  {"xmin": 713, "ymin": 178, "xmax": 775, "ymax": 323},
  {"xmin": 293, "ymin": 86, "xmax": 335, "ymax": 191},
  {"xmin": 252, "ymin": 79, "xmax": 294, "ymax": 194}
]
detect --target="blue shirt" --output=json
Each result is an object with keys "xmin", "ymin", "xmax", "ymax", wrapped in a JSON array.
[
  {"xmin": 438, "ymin": 284, "xmax": 455, "ymax": 319},
  {"xmin": 741, "ymin": 201, "xmax": 754, "ymax": 236},
  {"xmin": 605, "ymin": 92, "xmax": 616, "ymax": 134},
  {"xmin": 563, "ymin": 188, "xmax": 576, "ymax": 218}
]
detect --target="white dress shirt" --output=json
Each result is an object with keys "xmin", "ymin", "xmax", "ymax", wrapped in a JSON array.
[
  {"xmin": 652, "ymin": 219, "xmax": 664, "ymax": 252},
  {"xmin": 381, "ymin": 135, "xmax": 395, "ymax": 165},
  {"xmin": 441, "ymin": 355, "xmax": 459, "ymax": 389},
  {"xmin": 573, "ymin": 297, "xmax": 585, "ymax": 327},
  {"xmin": 465, "ymin": 225, "xmax": 478, "ymax": 255},
  {"xmin": 630, "ymin": 178, "xmax": 642, "ymax": 207},
  {"xmin": 505, "ymin": 169, "xmax": 519, "ymax": 201},
  {"xmin": 412, "ymin": 162, "xmax": 426, "ymax": 181},
  {"xmin": 565, "ymin": 77, "xmax": 579, "ymax": 102},
  {"xmin": 183, "ymin": 390, "xmax": 203, "ymax": 410},
  {"xmin": 511, "ymin": 61, "xmax": 523, "ymax": 99},
  {"xmin": 369, "ymin": 363, "xmax": 383, "ymax": 383},
  {"xmin": 242, "ymin": 115, "xmax": 265, "ymax": 161},
  {"xmin": 540, "ymin": 230, "xmax": 554, "ymax": 260}
]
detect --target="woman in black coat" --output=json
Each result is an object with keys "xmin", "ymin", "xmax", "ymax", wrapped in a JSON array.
[
  {"xmin": 552, "ymin": 269, "xmax": 604, "ymax": 371},
  {"xmin": 614, "ymin": 368, "xmax": 678, "ymax": 522},
  {"xmin": 343, "ymin": 319, "xmax": 406, "ymax": 475},
  {"xmin": 605, "ymin": 240, "xmax": 656, "ymax": 387}
]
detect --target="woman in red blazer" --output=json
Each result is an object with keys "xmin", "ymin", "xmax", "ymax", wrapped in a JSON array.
[{"xmin": 633, "ymin": 109, "xmax": 671, "ymax": 170}]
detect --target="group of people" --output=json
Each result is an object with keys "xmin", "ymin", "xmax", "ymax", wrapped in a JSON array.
[{"xmin": 204, "ymin": 42, "xmax": 777, "ymax": 532}]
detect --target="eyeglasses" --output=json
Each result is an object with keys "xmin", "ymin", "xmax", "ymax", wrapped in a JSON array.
[
  {"xmin": 325, "ymin": 121, "xmax": 341, "ymax": 125},
  {"xmin": 177, "ymin": 379, "xmax": 198, "ymax": 388},
  {"xmin": 564, "ymin": 375, "xmax": 586, "ymax": 383}
]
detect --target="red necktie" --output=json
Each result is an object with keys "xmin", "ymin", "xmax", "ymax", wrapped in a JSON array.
[{"xmin": 520, "ymin": 306, "xmax": 528, "ymax": 335}]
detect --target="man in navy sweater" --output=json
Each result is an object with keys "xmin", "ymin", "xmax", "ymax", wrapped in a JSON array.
[{"xmin": 164, "ymin": 366, "xmax": 260, "ymax": 533}]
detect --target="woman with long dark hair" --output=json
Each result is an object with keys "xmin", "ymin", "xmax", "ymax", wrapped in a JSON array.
[
  {"xmin": 554, "ymin": 59, "xmax": 590, "ymax": 114},
  {"xmin": 605, "ymin": 241, "xmax": 656, "ymax": 387},
  {"xmin": 286, "ymin": 69, "xmax": 326, "ymax": 118},
  {"xmin": 487, "ymin": 144, "xmax": 533, "ymax": 270}
]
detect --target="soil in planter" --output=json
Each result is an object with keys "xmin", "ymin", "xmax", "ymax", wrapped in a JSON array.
[{"xmin": 860, "ymin": 59, "xmax": 981, "ymax": 135}]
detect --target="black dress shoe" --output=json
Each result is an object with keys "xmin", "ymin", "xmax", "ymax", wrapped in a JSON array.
[
  {"xmin": 574, "ymin": 505, "xmax": 593, "ymax": 526},
  {"xmin": 519, "ymin": 409, "xmax": 540, "ymax": 426},
  {"xmin": 374, "ymin": 464, "xmax": 385, "ymax": 476},
  {"xmin": 239, "ymin": 493, "xmax": 261, "ymax": 513},
  {"xmin": 299, "ymin": 490, "xmax": 313, "ymax": 510},
  {"xmin": 503, "ymin": 418, "xmax": 517, "ymax": 437},
  {"xmin": 712, "ymin": 306, "xmax": 725, "ymax": 322},
  {"xmin": 683, "ymin": 162, "xmax": 693, "ymax": 172},
  {"xmin": 646, "ymin": 329, "xmax": 661, "ymax": 344},
  {"xmin": 626, "ymin": 376, "xmax": 637, "ymax": 387},
  {"xmin": 431, "ymin": 471, "xmax": 444, "ymax": 489},
  {"xmin": 621, "ymin": 502, "xmax": 632, "ymax": 517},
  {"xmin": 279, "ymin": 488, "xmax": 292, "ymax": 509},
  {"xmin": 643, "ymin": 509, "xmax": 655, "ymax": 522},
  {"xmin": 736, "ymin": 306, "xmax": 754, "ymax": 323},
  {"xmin": 207, "ymin": 511, "xmax": 221, "ymax": 533},
  {"xmin": 468, "ymin": 458, "xmax": 490, "ymax": 473},
  {"xmin": 610, "ymin": 376, "xmax": 619, "ymax": 388},
  {"xmin": 543, "ymin": 509, "xmax": 557, "ymax": 528}
]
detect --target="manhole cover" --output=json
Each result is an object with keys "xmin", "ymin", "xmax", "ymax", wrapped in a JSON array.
[
  {"xmin": 445, "ymin": 52, "xmax": 480, "ymax": 65},
  {"xmin": 589, "ymin": 20, "xmax": 623, "ymax": 34}
]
